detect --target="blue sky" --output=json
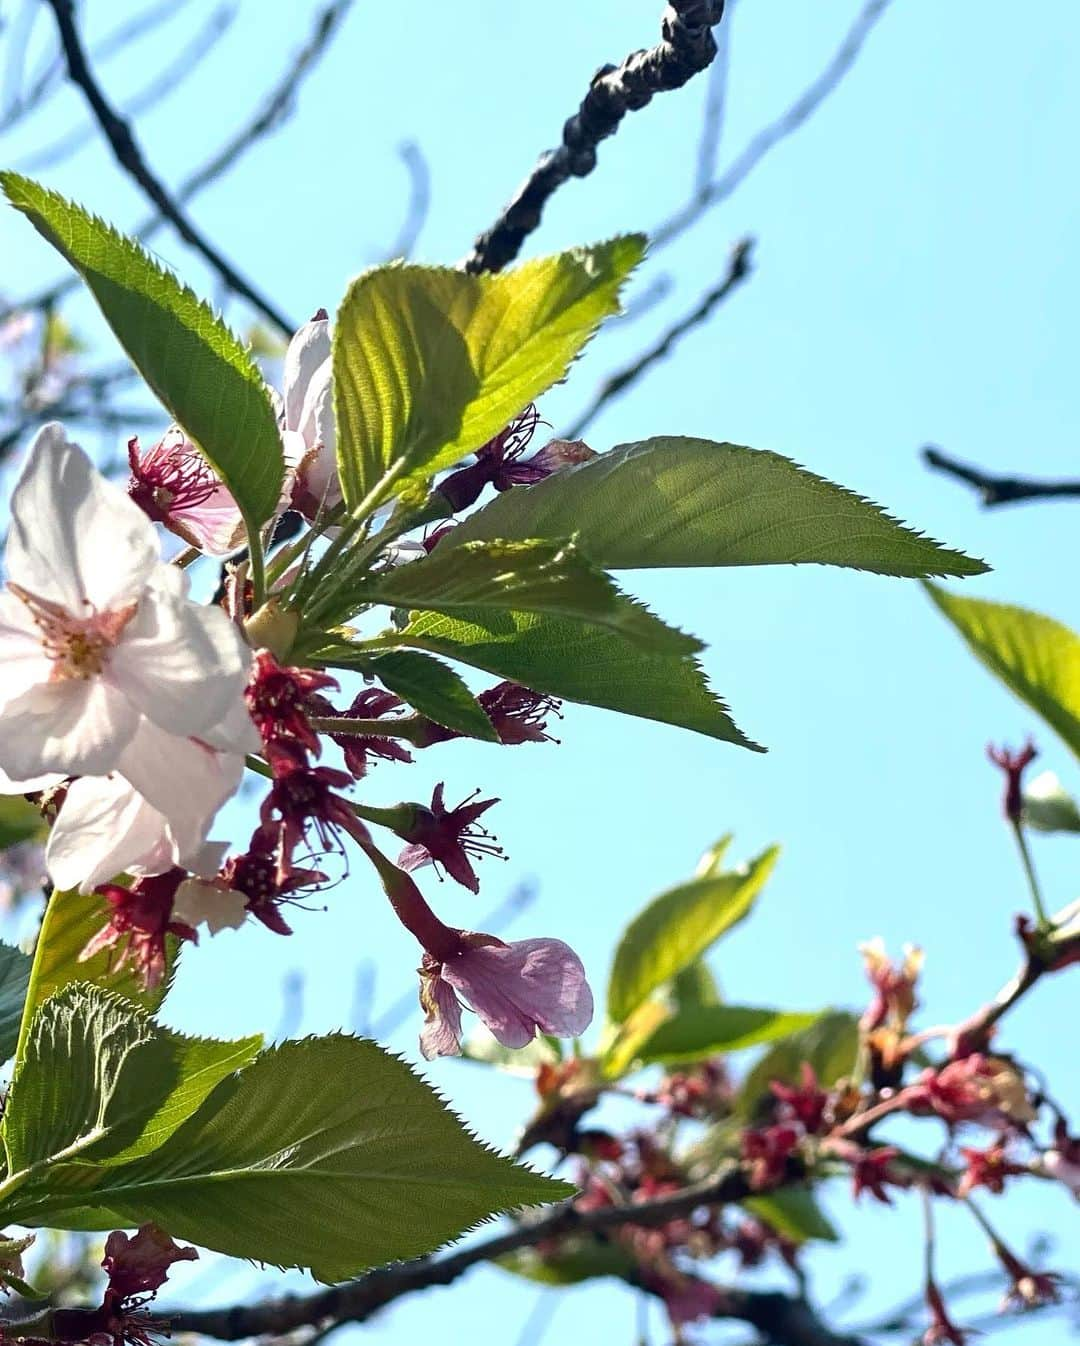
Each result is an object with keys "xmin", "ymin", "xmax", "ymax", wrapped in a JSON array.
[{"xmin": 2, "ymin": 1, "xmax": 1078, "ymax": 1341}]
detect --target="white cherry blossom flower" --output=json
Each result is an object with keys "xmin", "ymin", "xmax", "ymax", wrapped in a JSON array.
[
  {"xmin": 0, "ymin": 424, "xmax": 251, "ymax": 782},
  {"xmin": 279, "ymin": 311, "xmax": 340, "ymax": 518}
]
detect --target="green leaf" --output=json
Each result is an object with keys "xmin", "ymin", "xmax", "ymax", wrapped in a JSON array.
[
  {"xmin": 397, "ymin": 609, "xmax": 762, "ymax": 749},
  {"xmin": 737, "ymin": 1012, "xmax": 859, "ymax": 1122},
  {"xmin": 0, "ymin": 944, "xmax": 32, "ymax": 1063},
  {"xmin": 448, "ymin": 437, "xmax": 988, "ymax": 577},
  {"xmin": 369, "ymin": 650, "xmax": 498, "ymax": 741},
  {"xmin": 10, "ymin": 1036, "xmax": 573, "ymax": 1282},
  {"xmin": 359, "ymin": 539, "xmax": 699, "ymax": 655},
  {"xmin": 2, "ymin": 986, "xmax": 259, "ymax": 1176},
  {"xmin": 1023, "ymin": 772, "xmax": 1080, "ymax": 834},
  {"xmin": 13, "ymin": 889, "xmax": 176, "ymax": 1067},
  {"xmin": 498, "ymin": 1240, "xmax": 635, "ymax": 1286},
  {"xmin": 926, "ymin": 584, "xmax": 1080, "ymax": 759},
  {"xmin": 2, "ymin": 987, "xmax": 175, "ymax": 1174},
  {"xmin": 636, "ymin": 1006, "xmax": 823, "ymax": 1066},
  {"xmin": 332, "ymin": 238, "xmax": 644, "ymax": 508},
  {"xmin": 0, "ymin": 796, "xmax": 45, "ymax": 850},
  {"xmin": 669, "ymin": 959, "xmax": 722, "ymax": 1012},
  {"xmin": 606, "ymin": 844, "xmax": 778, "ymax": 1024},
  {"xmin": 1, "ymin": 174, "xmax": 283, "ymax": 526},
  {"xmin": 743, "ymin": 1188, "xmax": 839, "ymax": 1244}
]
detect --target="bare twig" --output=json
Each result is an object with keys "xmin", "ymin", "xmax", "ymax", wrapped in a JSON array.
[
  {"xmin": 41, "ymin": 0, "xmax": 294, "ymax": 335},
  {"xmin": 693, "ymin": 0, "xmax": 733, "ymax": 194},
  {"xmin": 923, "ymin": 445, "xmax": 1080, "ymax": 509},
  {"xmin": 380, "ymin": 141, "xmax": 431, "ymax": 261},
  {"xmin": 652, "ymin": 0, "xmax": 892, "ymax": 251},
  {"xmin": 166, "ymin": 1164, "xmax": 862, "ymax": 1346},
  {"xmin": 1, "ymin": 0, "xmax": 355, "ymax": 326},
  {"xmin": 16, "ymin": 4, "xmax": 237, "ymax": 174},
  {"xmin": 463, "ymin": 0, "xmax": 727, "ymax": 275},
  {"xmin": 562, "ymin": 236, "xmax": 753, "ymax": 439}
]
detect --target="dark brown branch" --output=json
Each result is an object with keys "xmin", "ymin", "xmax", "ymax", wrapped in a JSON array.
[
  {"xmin": 1, "ymin": 0, "xmax": 354, "ymax": 326},
  {"xmin": 562, "ymin": 235, "xmax": 753, "ymax": 439},
  {"xmin": 42, "ymin": 0, "xmax": 294, "ymax": 335},
  {"xmin": 463, "ymin": 0, "xmax": 727, "ymax": 275},
  {"xmin": 923, "ymin": 446, "xmax": 1080, "ymax": 509},
  {"xmin": 17, "ymin": 4, "xmax": 236, "ymax": 174},
  {"xmin": 167, "ymin": 1163, "xmax": 863, "ymax": 1345},
  {"xmin": 651, "ymin": 0, "xmax": 892, "ymax": 251}
]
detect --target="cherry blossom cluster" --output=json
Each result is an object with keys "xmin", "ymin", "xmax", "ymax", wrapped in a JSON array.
[{"xmin": 0, "ymin": 312, "xmax": 597, "ymax": 1056}]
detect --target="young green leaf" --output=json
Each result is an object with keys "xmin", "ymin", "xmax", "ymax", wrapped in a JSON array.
[
  {"xmin": 0, "ymin": 796, "xmax": 45, "ymax": 850},
  {"xmin": 498, "ymin": 1241, "xmax": 635, "ymax": 1287},
  {"xmin": 13, "ymin": 889, "xmax": 177, "ymax": 1067},
  {"xmin": 332, "ymin": 238, "xmax": 644, "ymax": 508},
  {"xmin": 2, "ymin": 986, "xmax": 259, "ymax": 1177},
  {"xmin": 0, "ymin": 944, "xmax": 32, "ymax": 1063},
  {"xmin": 448, "ymin": 437, "xmax": 988, "ymax": 578},
  {"xmin": 742, "ymin": 1188, "xmax": 839, "ymax": 1243},
  {"xmin": 1023, "ymin": 772, "xmax": 1080, "ymax": 834},
  {"xmin": 369, "ymin": 650, "xmax": 499, "ymax": 741},
  {"xmin": 2, "ymin": 986, "xmax": 177, "ymax": 1175},
  {"xmin": 1, "ymin": 174, "xmax": 283, "ymax": 526},
  {"xmin": 926, "ymin": 584, "xmax": 1080, "ymax": 759},
  {"xmin": 360, "ymin": 539, "xmax": 699, "ymax": 654},
  {"xmin": 635, "ymin": 1006, "xmax": 823, "ymax": 1066},
  {"xmin": 9, "ymin": 1036, "xmax": 573, "ymax": 1283},
  {"xmin": 606, "ymin": 845, "xmax": 778, "ymax": 1025},
  {"xmin": 397, "ymin": 608, "xmax": 761, "ymax": 749}
]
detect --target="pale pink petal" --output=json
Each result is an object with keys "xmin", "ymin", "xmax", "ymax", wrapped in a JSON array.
[
  {"xmin": 7, "ymin": 424, "xmax": 158, "ymax": 611},
  {"xmin": 420, "ymin": 976, "xmax": 464, "ymax": 1060},
  {"xmin": 107, "ymin": 577, "xmax": 250, "ymax": 738},
  {"xmin": 0, "ymin": 679, "xmax": 138, "ymax": 779},
  {"xmin": 175, "ymin": 483, "xmax": 245, "ymax": 556},
  {"xmin": 282, "ymin": 316, "xmax": 330, "ymax": 431},
  {"xmin": 0, "ymin": 592, "xmax": 53, "ymax": 708},
  {"xmin": 117, "ymin": 720, "xmax": 244, "ymax": 860},
  {"xmin": 45, "ymin": 774, "xmax": 176, "ymax": 893},
  {"xmin": 197, "ymin": 693, "xmax": 260, "ymax": 755},
  {"xmin": 444, "ymin": 937, "xmax": 593, "ymax": 1049},
  {"xmin": 171, "ymin": 876, "xmax": 247, "ymax": 934}
]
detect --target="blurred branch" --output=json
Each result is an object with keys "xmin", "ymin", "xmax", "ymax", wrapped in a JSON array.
[
  {"xmin": 16, "ymin": 4, "xmax": 237, "ymax": 173},
  {"xmin": 463, "ymin": 0, "xmax": 727, "ymax": 275},
  {"xmin": 40, "ymin": 0, "xmax": 294, "ymax": 335},
  {"xmin": 168, "ymin": 1163, "xmax": 864, "ymax": 1346},
  {"xmin": 923, "ymin": 445, "xmax": 1080, "ymax": 508},
  {"xmin": 379, "ymin": 141, "xmax": 431, "ymax": 261},
  {"xmin": 562, "ymin": 236, "xmax": 753, "ymax": 439},
  {"xmin": 693, "ymin": 0, "xmax": 732, "ymax": 193},
  {"xmin": 2, "ymin": 0, "xmax": 355, "ymax": 325},
  {"xmin": 651, "ymin": 0, "xmax": 892, "ymax": 251}
]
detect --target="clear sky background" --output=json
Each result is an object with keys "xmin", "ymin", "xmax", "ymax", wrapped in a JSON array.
[{"xmin": 1, "ymin": 1, "xmax": 1078, "ymax": 1342}]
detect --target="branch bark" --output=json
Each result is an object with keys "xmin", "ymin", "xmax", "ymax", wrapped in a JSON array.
[
  {"xmin": 463, "ymin": 0, "xmax": 727, "ymax": 275},
  {"xmin": 923, "ymin": 446, "xmax": 1080, "ymax": 508}
]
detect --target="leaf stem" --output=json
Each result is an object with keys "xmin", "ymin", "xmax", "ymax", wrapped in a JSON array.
[
  {"xmin": 245, "ymin": 512, "xmax": 268, "ymax": 611},
  {"xmin": 309, "ymin": 715, "xmax": 430, "ymax": 746},
  {"xmin": 1010, "ymin": 819, "xmax": 1049, "ymax": 929}
]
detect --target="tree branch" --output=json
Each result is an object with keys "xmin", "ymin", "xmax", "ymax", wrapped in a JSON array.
[
  {"xmin": 462, "ymin": 0, "xmax": 727, "ymax": 275},
  {"xmin": 923, "ymin": 445, "xmax": 1080, "ymax": 508},
  {"xmin": 1, "ymin": 0, "xmax": 354, "ymax": 327},
  {"xmin": 562, "ymin": 236, "xmax": 753, "ymax": 439},
  {"xmin": 651, "ymin": 0, "xmax": 892, "ymax": 251},
  {"xmin": 42, "ymin": 0, "xmax": 294, "ymax": 335},
  {"xmin": 168, "ymin": 1165, "xmax": 766, "ymax": 1340}
]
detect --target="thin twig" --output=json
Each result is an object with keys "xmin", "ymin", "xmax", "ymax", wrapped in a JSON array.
[
  {"xmin": 562, "ymin": 236, "xmax": 753, "ymax": 439},
  {"xmin": 1, "ymin": 0, "xmax": 355, "ymax": 326},
  {"xmin": 693, "ymin": 0, "xmax": 733, "ymax": 194},
  {"xmin": 379, "ymin": 141, "xmax": 431, "ymax": 261},
  {"xmin": 167, "ymin": 1164, "xmax": 864, "ymax": 1344},
  {"xmin": 923, "ymin": 445, "xmax": 1080, "ymax": 509},
  {"xmin": 651, "ymin": 0, "xmax": 892, "ymax": 251},
  {"xmin": 41, "ymin": 0, "xmax": 294, "ymax": 335},
  {"xmin": 463, "ymin": 0, "xmax": 727, "ymax": 275},
  {"xmin": 16, "ymin": 4, "xmax": 237, "ymax": 174}
]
